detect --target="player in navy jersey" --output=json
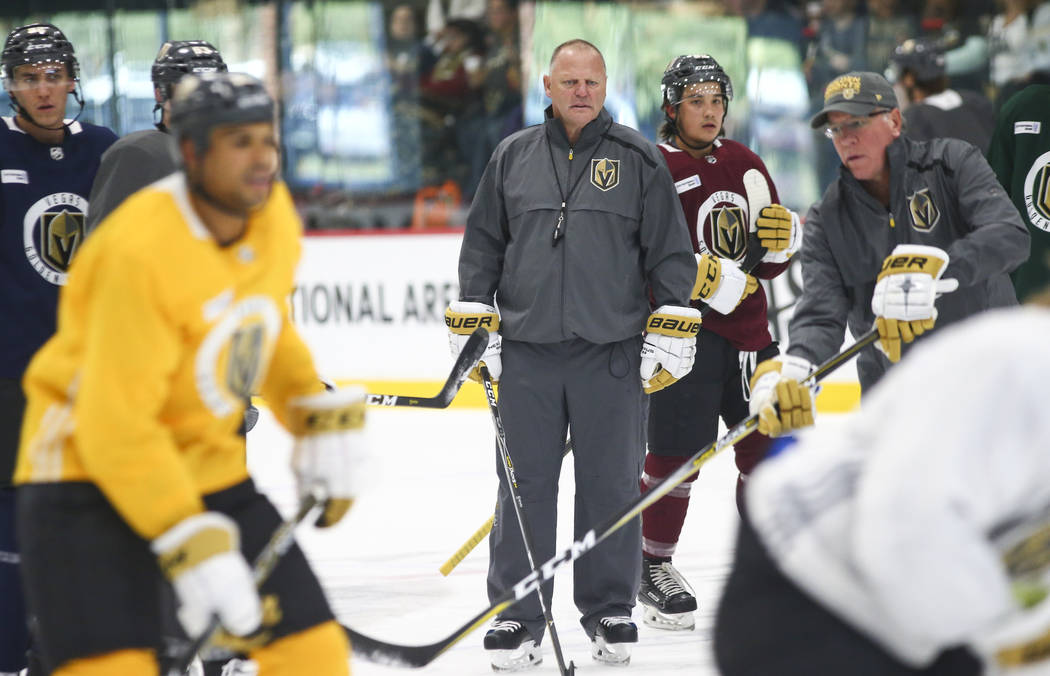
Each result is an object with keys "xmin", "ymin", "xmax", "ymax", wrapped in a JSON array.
[
  {"xmin": 0, "ymin": 22, "xmax": 116, "ymax": 675},
  {"xmin": 637, "ymin": 54, "xmax": 803, "ymax": 631}
]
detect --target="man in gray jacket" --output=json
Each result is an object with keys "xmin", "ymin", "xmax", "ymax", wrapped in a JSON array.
[
  {"xmin": 445, "ymin": 39, "xmax": 697, "ymax": 670},
  {"xmin": 748, "ymin": 71, "xmax": 1028, "ymax": 437}
]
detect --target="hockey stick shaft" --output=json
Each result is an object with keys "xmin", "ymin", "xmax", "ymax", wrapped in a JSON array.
[
  {"xmin": 439, "ymin": 438, "xmax": 573, "ymax": 577},
  {"xmin": 166, "ymin": 494, "xmax": 323, "ymax": 676},
  {"xmin": 366, "ymin": 327, "xmax": 488, "ymax": 408},
  {"xmin": 438, "ymin": 515, "xmax": 494, "ymax": 576},
  {"xmin": 346, "ymin": 329, "xmax": 879, "ymax": 668},
  {"xmin": 480, "ymin": 366, "xmax": 575, "ymax": 675}
]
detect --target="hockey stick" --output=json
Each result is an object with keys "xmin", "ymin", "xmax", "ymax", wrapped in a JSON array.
[
  {"xmin": 166, "ymin": 494, "xmax": 323, "ymax": 676},
  {"xmin": 345, "ymin": 329, "xmax": 879, "ymax": 668},
  {"xmin": 439, "ymin": 437, "xmax": 573, "ymax": 577},
  {"xmin": 440, "ymin": 171, "xmax": 775, "ymax": 577},
  {"xmin": 366, "ymin": 327, "xmax": 488, "ymax": 408},
  {"xmin": 479, "ymin": 365, "xmax": 575, "ymax": 675}
]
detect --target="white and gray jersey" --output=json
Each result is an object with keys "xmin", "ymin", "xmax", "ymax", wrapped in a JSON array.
[
  {"xmin": 749, "ymin": 307, "xmax": 1050, "ymax": 669},
  {"xmin": 787, "ymin": 135, "xmax": 1029, "ymax": 390},
  {"xmin": 458, "ymin": 107, "xmax": 695, "ymax": 344},
  {"xmin": 86, "ymin": 129, "xmax": 179, "ymax": 233}
]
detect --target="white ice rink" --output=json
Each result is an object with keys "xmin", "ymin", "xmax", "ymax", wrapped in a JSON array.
[{"xmin": 246, "ymin": 401, "xmax": 747, "ymax": 676}]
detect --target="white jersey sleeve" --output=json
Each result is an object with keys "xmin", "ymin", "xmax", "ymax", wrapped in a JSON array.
[{"xmin": 748, "ymin": 307, "xmax": 1050, "ymax": 668}]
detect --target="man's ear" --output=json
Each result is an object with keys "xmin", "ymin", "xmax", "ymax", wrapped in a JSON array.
[{"xmin": 180, "ymin": 137, "xmax": 198, "ymax": 170}]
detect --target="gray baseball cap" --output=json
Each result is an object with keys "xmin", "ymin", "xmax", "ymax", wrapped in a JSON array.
[{"xmin": 810, "ymin": 71, "xmax": 899, "ymax": 129}]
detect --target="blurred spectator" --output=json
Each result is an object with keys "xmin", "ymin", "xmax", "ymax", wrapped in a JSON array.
[
  {"xmin": 920, "ymin": 0, "xmax": 994, "ymax": 92},
  {"xmin": 865, "ymin": 0, "xmax": 918, "ymax": 77},
  {"xmin": 419, "ymin": 18, "xmax": 485, "ymax": 189},
  {"xmin": 460, "ymin": 0, "xmax": 523, "ymax": 199},
  {"xmin": 739, "ymin": 0, "xmax": 806, "ymax": 56},
  {"xmin": 386, "ymin": 3, "xmax": 426, "ymax": 192},
  {"xmin": 887, "ymin": 37, "xmax": 996, "ymax": 152},
  {"xmin": 988, "ymin": 0, "xmax": 1038, "ymax": 104},
  {"xmin": 805, "ymin": 0, "xmax": 867, "ymax": 190}
]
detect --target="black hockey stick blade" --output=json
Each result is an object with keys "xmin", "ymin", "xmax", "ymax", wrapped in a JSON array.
[
  {"xmin": 343, "ymin": 329, "xmax": 880, "ymax": 669},
  {"xmin": 366, "ymin": 327, "xmax": 489, "ymax": 408},
  {"xmin": 345, "ymin": 600, "xmax": 514, "ymax": 668}
]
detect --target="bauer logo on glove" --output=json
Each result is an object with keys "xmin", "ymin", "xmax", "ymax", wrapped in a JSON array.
[
  {"xmin": 871, "ymin": 244, "xmax": 959, "ymax": 363},
  {"xmin": 445, "ymin": 301, "xmax": 502, "ymax": 382},
  {"xmin": 640, "ymin": 305, "xmax": 701, "ymax": 394}
]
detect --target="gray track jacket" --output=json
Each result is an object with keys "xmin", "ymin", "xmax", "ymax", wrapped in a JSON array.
[
  {"xmin": 787, "ymin": 136, "xmax": 1029, "ymax": 390},
  {"xmin": 459, "ymin": 107, "xmax": 695, "ymax": 344}
]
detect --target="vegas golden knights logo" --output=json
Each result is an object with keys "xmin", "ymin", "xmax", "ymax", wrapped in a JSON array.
[
  {"xmin": 908, "ymin": 187, "xmax": 940, "ymax": 232},
  {"xmin": 590, "ymin": 158, "xmax": 620, "ymax": 192},
  {"xmin": 227, "ymin": 323, "xmax": 264, "ymax": 399},
  {"xmin": 1032, "ymin": 162, "xmax": 1050, "ymax": 222},
  {"xmin": 40, "ymin": 210, "xmax": 84, "ymax": 272},
  {"xmin": 712, "ymin": 206, "xmax": 747, "ymax": 259}
]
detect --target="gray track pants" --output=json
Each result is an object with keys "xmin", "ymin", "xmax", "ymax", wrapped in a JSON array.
[{"xmin": 486, "ymin": 336, "xmax": 646, "ymax": 642}]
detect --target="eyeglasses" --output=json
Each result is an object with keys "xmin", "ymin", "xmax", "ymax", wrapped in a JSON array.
[{"xmin": 823, "ymin": 111, "xmax": 890, "ymax": 139}]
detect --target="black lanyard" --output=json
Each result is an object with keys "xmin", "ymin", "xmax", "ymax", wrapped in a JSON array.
[{"xmin": 545, "ymin": 119, "xmax": 612, "ymax": 246}]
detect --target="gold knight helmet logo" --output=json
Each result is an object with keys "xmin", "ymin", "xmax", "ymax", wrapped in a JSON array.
[
  {"xmin": 590, "ymin": 158, "xmax": 620, "ymax": 192},
  {"xmin": 908, "ymin": 187, "xmax": 940, "ymax": 232},
  {"xmin": 713, "ymin": 206, "xmax": 747, "ymax": 259},
  {"xmin": 41, "ymin": 209, "xmax": 84, "ymax": 272}
]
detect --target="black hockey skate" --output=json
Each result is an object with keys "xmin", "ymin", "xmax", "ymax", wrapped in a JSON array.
[
  {"xmin": 590, "ymin": 616, "xmax": 637, "ymax": 666},
  {"xmin": 484, "ymin": 620, "xmax": 542, "ymax": 672},
  {"xmin": 638, "ymin": 556, "xmax": 698, "ymax": 631}
]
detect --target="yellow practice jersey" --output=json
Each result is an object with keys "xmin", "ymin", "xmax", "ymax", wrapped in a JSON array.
[{"xmin": 15, "ymin": 174, "xmax": 325, "ymax": 540}]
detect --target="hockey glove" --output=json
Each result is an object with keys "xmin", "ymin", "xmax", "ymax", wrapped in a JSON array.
[
  {"xmin": 640, "ymin": 305, "xmax": 702, "ymax": 394},
  {"xmin": 756, "ymin": 204, "xmax": 802, "ymax": 263},
  {"xmin": 748, "ymin": 355, "xmax": 817, "ymax": 437},
  {"xmin": 691, "ymin": 253, "xmax": 759, "ymax": 315},
  {"xmin": 288, "ymin": 386, "xmax": 367, "ymax": 528},
  {"xmin": 152, "ymin": 512, "xmax": 261, "ymax": 638},
  {"xmin": 871, "ymin": 244, "xmax": 959, "ymax": 363},
  {"xmin": 445, "ymin": 301, "xmax": 502, "ymax": 382}
]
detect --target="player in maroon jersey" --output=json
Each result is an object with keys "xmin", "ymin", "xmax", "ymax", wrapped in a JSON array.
[{"xmin": 638, "ymin": 54, "xmax": 803, "ymax": 631}]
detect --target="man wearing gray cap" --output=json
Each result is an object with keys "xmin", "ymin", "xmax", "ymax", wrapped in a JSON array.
[{"xmin": 745, "ymin": 70, "xmax": 1029, "ymax": 439}]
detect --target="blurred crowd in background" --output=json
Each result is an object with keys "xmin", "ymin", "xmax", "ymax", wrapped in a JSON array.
[{"xmin": 2, "ymin": 0, "xmax": 1048, "ymax": 230}]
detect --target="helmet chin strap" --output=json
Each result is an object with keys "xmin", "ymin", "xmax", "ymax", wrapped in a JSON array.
[{"xmin": 9, "ymin": 85, "xmax": 85, "ymax": 133}]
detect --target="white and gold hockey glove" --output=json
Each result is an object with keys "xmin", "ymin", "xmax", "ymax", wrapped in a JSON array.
[
  {"xmin": 748, "ymin": 355, "xmax": 817, "ymax": 437},
  {"xmin": 287, "ymin": 386, "xmax": 367, "ymax": 528},
  {"xmin": 691, "ymin": 253, "xmax": 759, "ymax": 315},
  {"xmin": 640, "ymin": 305, "xmax": 702, "ymax": 394},
  {"xmin": 152, "ymin": 512, "xmax": 262, "ymax": 638},
  {"xmin": 871, "ymin": 244, "xmax": 959, "ymax": 363},
  {"xmin": 755, "ymin": 204, "xmax": 802, "ymax": 263},
  {"xmin": 445, "ymin": 301, "xmax": 502, "ymax": 382}
]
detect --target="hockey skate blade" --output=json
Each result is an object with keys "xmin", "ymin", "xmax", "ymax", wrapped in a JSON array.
[
  {"xmin": 642, "ymin": 604, "xmax": 696, "ymax": 631},
  {"xmin": 590, "ymin": 636, "xmax": 632, "ymax": 667},
  {"xmin": 489, "ymin": 640, "xmax": 542, "ymax": 672}
]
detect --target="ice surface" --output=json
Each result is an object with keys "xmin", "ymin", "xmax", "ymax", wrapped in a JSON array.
[{"xmin": 247, "ymin": 402, "xmax": 743, "ymax": 675}]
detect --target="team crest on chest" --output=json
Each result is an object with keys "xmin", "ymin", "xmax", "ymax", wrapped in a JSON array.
[
  {"xmin": 23, "ymin": 192, "xmax": 88, "ymax": 285},
  {"xmin": 697, "ymin": 190, "xmax": 749, "ymax": 260},
  {"xmin": 907, "ymin": 187, "xmax": 940, "ymax": 232},
  {"xmin": 49, "ymin": 147, "xmax": 64, "ymax": 161},
  {"xmin": 590, "ymin": 158, "xmax": 620, "ymax": 191},
  {"xmin": 196, "ymin": 295, "xmax": 281, "ymax": 418},
  {"xmin": 1023, "ymin": 150, "xmax": 1050, "ymax": 232}
]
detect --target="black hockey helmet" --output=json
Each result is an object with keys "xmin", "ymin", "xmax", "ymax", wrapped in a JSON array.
[
  {"xmin": 169, "ymin": 72, "xmax": 275, "ymax": 152},
  {"xmin": 887, "ymin": 38, "xmax": 946, "ymax": 84},
  {"xmin": 661, "ymin": 54, "xmax": 733, "ymax": 108},
  {"xmin": 151, "ymin": 40, "xmax": 227, "ymax": 103},
  {"xmin": 1, "ymin": 22, "xmax": 79, "ymax": 84}
]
